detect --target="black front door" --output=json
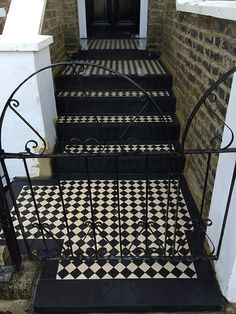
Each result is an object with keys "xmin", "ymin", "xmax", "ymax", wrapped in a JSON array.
[{"xmin": 86, "ymin": 0, "xmax": 140, "ymax": 38}]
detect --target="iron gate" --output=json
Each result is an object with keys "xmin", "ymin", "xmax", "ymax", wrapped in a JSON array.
[{"xmin": 0, "ymin": 62, "xmax": 235, "ymax": 272}]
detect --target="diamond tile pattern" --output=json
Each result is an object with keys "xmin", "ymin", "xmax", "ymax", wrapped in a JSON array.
[
  {"xmin": 58, "ymin": 115, "xmax": 173, "ymax": 124},
  {"xmin": 57, "ymin": 259, "xmax": 197, "ymax": 280},
  {"xmin": 61, "ymin": 60, "xmax": 166, "ymax": 76},
  {"xmin": 0, "ymin": 180, "xmax": 196, "ymax": 280},
  {"xmin": 57, "ymin": 90, "xmax": 170, "ymax": 98},
  {"xmin": 64, "ymin": 143, "xmax": 174, "ymax": 154}
]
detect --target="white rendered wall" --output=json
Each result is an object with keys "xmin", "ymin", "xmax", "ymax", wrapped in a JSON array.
[
  {"xmin": 139, "ymin": 0, "xmax": 148, "ymax": 38},
  {"xmin": 77, "ymin": 0, "xmax": 87, "ymax": 39},
  {"xmin": 176, "ymin": 0, "xmax": 236, "ymax": 22},
  {"xmin": 34, "ymin": 47, "xmax": 57, "ymax": 150},
  {"xmin": 3, "ymin": 0, "xmax": 47, "ymax": 36},
  {"xmin": 0, "ymin": 44, "xmax": 57, "ymax": 179},
  {"xmin": 208, "ymin": 73, "xmax": 236, "ymax": 302},
  {"xmin": 0, "ymin": 0, "xmax": 57, "ymax": 179}
]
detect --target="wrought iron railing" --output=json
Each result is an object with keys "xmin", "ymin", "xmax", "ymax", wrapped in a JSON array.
[{"xmin": 0, "ymin": 62, "xmax": 235, "ymax": 271}]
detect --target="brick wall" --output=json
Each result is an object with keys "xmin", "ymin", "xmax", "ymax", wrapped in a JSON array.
[
  {"xmin": 0, "ymin": 0, "xmax": 10, "ymax": 34},
  {"xmin": 41, "ymin": 0, "xmax": 79, "ymax": 64},
  {"xmin": 148, "ymin": 0, "xmax": 165, "ymax": 48},
  {"xmin": 42, "ymin": 0, "xmax": 66, "ymax": 64},
  {"xmin": 42, "ymin": 0, "xmax": 80, "ymax": 63},
  {"xmin": 63, "ymin": 0, "xmax": 80, "ymax": 54},
  {"xmin": 148, "ymin": 0, "xmax": 236, "ymax": 214}
]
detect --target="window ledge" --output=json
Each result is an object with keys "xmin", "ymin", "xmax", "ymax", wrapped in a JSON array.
[{"xmin": 176, "ymin": 1, "xmax": 236, "ymax": 21}]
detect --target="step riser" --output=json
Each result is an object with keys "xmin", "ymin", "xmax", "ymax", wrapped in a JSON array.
[
  {"xmin": 55, "ymin": 76, "xmax": 173, "ymax": 91},
  {"xmin": 73, "ymin": 50, "xmax": 160, "ymax": 60},
  {"xmin": 57, "ymin": 124, "xmax": 180, "ymax": 141},
  {"xmin": 56, "ymin": 97, "xmax": 176, "ymax": 115},
  {"xmin": 34, "ymin": 305, "xmax": 223, "ymax": 314},
  {"xmin": 53, "ymin": 156, "xmax": 185, "ymax": 175}
]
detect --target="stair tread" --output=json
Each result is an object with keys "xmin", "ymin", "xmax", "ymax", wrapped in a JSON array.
[
  {"xmin": 57, "ymin": 89, "xmax": 172, "ymax": 98},
  {"xmin": 62, "ymin": 142, "xmax": 175, "ymax": 154},
  {"xmin": 80, "ymin": 38, "xmax": 147, "ymax": 50},
  {"xmin": 56, "ymin": 259, "xmax": 196, "ymax": 280},
  {"xmin": 33, "ymin": 270, "xmax": 224, "ymax": 312},
  {"xmin": 58, "ymin": 114, "xmax": 174, "ymax": 124},
  {"xmin": 61, "ymin": 59, "xmax": 167, "ymax": 76}
]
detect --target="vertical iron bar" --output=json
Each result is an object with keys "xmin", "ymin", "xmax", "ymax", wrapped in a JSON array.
[
  {"xmin": 145, "ymin": 155, "xmax": 149, "ymax": 256},
  {"xmin": 54, "ymin": 158, "xmax": 74, "ymax": 258},
  {"xmin": 65, "ymin": 64, "xmax": 77, "ymax": 115},
  {"xmin": 200, "ymin": 153, "xmax": 212, "ymax": 217},
  {"xmin": 216, "ymin": 161, "xmax": 236, "ymax": 258},
  {"xmin": 0, "ymin": 175, "xmax": 22, "ymax": 271},
  {"xmin": 172, "ymin": 173, "xmax": 181, "ymax": 256},
  {"xmin": 22, "ymin": 158, "xmax": 48, "ymax": 251},
  {"xmin": 197, "ymin": 153, "xmax": 212, "ymax": 254},
  {"xmin": 115, "ymin": 156, "xmax": 123, "ymax": 258},
  {"xmin": 85, "ymin": 156, "xmax": 98, "ymax": 258},
  {"xmin": 164, "ymin": 164, "xmax": 171, "ymax": 256},
  {"xmin": 0, "ymin": 158, "xmax": 31, "ymax": 255}
]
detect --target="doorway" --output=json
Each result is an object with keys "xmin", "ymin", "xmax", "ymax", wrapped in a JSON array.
[{"xmin": 85, "ymin": 0, "xmax": 140, "ymax": 38}]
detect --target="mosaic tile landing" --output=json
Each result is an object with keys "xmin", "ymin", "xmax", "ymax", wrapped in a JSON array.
[
  {"xmin": 0, "ymin": 180, "xmax": 193, "ymax": 251},
  {"xmin": 0, "ymin": 180, "xmax": 197, "ymax": 280}
]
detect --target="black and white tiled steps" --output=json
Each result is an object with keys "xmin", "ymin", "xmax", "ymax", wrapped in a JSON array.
[
  {"xmin": 32, "ymin": 39, "xmax": 224, "ymax": 313},
  {"xmin": 55, "ymin": 58, "xmax": 172, "ymax": 90},
  {"xmin": 53, "ymin": 141, "xmax": 185, "ymax": 175},
  {"xmin": 56, "ymin": 114, "xmax": 180, "ymax": 141},
  {"xmin": 56, "ymin": 89, "xmax": 176, "ymax": 115}
]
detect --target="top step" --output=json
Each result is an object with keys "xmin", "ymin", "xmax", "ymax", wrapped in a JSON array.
[{"xmin": 80, "ymin": 38, "xmax": 147, "ymax": 50}]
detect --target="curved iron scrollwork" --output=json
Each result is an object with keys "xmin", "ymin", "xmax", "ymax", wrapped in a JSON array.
[
  {"xmin": 204, "ymin": 92, "xmax": 234, "ymax": 150},
  {"xmin": 125, "ymin": 220, "xmax": 165, "ymax": 259},
  {"xmin": 7, "ymin": 99, "xmax": 47, "ymax": 155},
  {"xmin": 192, "ymin": 218, "xmax": 215, "ymax": 260},
  {"xmin": 29, "ymin": 223, "xmax": 62, "ymax": 260},
  {"xmin": 64, "ymin": 137, "xmax": 107, "ymax": 154},
  {"xmin": 181, "ymin": 66, "xmax": 236, "ymax": 152}
]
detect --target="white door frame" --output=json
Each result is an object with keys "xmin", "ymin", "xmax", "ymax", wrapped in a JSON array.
[{"xmin": 77, "ymin": 0, "xmax": 148, "ymax": 39}]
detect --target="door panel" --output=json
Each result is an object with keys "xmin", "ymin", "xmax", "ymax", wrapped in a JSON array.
[
  {"xmin": 86, "ymin": 0, "xmax": 140, "ymax": 38},
  {"xmin": 93, "ymin": 0, "xmax": 111, "ymax": 25}
]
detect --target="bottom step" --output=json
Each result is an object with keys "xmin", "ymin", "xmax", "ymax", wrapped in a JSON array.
[{"xmin": 33, "ymin": 260, "xmax": 224, "ymax": 313}]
